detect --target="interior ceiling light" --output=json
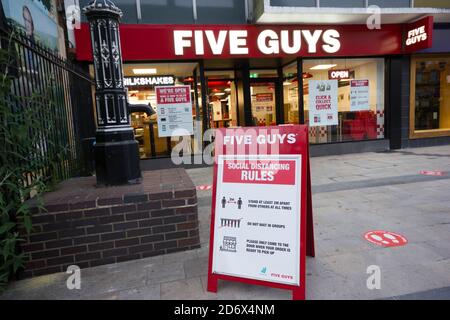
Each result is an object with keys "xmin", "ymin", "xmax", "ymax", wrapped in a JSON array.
[
  {"xmin": 132, "ymin": 68, "xmax": 157, "ymax": 75},
  {"xmin": 214, "ymin": 92, "xmax": 225, "ymax": 96},
  {"xmin": 309, "ymin": 64, "xmax": 337, "ymax": 70},
  {"xmin": 224, "ymin": 88, "xmax": 231, "ymax": 92}
]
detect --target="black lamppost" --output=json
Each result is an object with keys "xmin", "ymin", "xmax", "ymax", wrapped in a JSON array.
[{"xmin": 83, "ymin": 0, "xmax": 141, "ymax": 185}]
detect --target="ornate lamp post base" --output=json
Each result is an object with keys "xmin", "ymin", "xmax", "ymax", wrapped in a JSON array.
[{"xmin": 94, "ymin": 129, "xmax": 141, "ymax": 186}]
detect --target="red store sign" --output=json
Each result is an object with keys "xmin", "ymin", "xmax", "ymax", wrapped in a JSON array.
[{"xmin": 75, "ymin": 17, "xmax": 433, "ymax": 61}]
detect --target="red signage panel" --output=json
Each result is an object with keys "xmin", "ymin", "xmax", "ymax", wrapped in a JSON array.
[
  {"xmin": 403, "ymin": 16, "xmax": 434, "ymax": 53},
  {"xmin": 222, "ymin": 159, "xmax": 296, "ymax": 185},
  {"xmin": 75, "ymin": 23, "xmax": 409, "ymax": 61},
  {"xmin": 155, "ymin": 86, "xmax": 190, "ymax": 104}
]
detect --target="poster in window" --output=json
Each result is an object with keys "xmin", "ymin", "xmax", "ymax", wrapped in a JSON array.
[
  {"xmin": 350, "ymin": 80, "xmax": 370, "ymax": 111},
  {"xmin": 156, "ymin": 86, "xmax": 194, "ymax": 137},
  {"xmin": 308, "ymin": 80, "xmax": 338, "ymax": 127}
]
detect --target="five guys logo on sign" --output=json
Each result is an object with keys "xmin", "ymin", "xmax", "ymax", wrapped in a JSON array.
[
  {"xmin": 404, "ymin": 16, "xmax": 433, "ymax": 53},
  {"xmin": 174, "ymin": 29, "xmax": 341, "ymax": 56},
  {"xmin": 223, "ymin": 133, "xmax": 297, "ymax": 145},
  {"xmin": 406, "ymin": 26, "xmax": 428, "ymax": 46}
]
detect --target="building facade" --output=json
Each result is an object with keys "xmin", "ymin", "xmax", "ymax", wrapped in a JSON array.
[{"xmin": 72, "ymin": 0, "xmax": 450, "ymax": 159}]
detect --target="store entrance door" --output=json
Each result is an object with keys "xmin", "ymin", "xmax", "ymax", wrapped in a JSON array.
[{"xmin": 249, "ymin": 78, "xmax": 281, "ymax": 126}]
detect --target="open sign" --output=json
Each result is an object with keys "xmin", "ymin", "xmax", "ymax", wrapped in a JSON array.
[{"xmin": 328, "ymin": 69, "xmax": 350, "ymax": 80}]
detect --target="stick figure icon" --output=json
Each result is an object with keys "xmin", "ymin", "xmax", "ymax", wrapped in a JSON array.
[
  {"xmin": 237, "ymin": 197, "xmax": 242, "ymax": 209},
  {"xmin": 221, "ymin": 196, "xmax": 226, "ymax": 208}
]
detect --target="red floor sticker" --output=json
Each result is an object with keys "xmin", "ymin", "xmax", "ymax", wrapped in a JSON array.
[
  {"xmin": 364, "ymin": 231, "xmax": 408, "ymax": 247},
  {"xmin": 196, "ymin": 185, "xmax": 212, "ymax": 191},
  {"xmin": 420, "ymin": 170, "xmax": 446, "ymax": 176}
]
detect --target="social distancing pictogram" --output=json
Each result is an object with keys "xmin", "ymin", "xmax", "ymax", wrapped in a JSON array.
[{"xmin": 364, "ymin": 230, "xmax": 408, "ymax": 247}]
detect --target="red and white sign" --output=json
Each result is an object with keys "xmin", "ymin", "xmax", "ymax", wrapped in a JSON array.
[
  {"xmin": 196, "ymin": 185, "xmax": 212, "ymax": 191},
  {"xmin": 364, "ymin": 231, "xmax": 408, "ymax": 248},
  {"xmin": 404, "ymin": 16, "xmax": 434, "ymax": 53},
  {"xmin": 207, "ymin": 125, "xmax": 315, "ymax": 300},
  {"xmin": 420, "ymin": 170, "xmax": 446, "ymax": 177},
  {"xmin": 155, "ymin": 86, "xmax": 193, "ymax": 137},
  {"xmin": 255, "ymin": 93, "xmax": 273, "ymax": 102},
  {"xmin": 222, "ymin": 159, "xmax": 296, "ymax": 185},
  {"xmin": 350, "ymin": 79, "xmax": 370, "ymax": 111},
  {"xmin": 75, "ymin": 20, "xmax": 434, "ymax": 61}
]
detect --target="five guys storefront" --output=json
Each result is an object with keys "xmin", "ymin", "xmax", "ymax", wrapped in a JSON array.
[{"xmin": 74, "ymin": 17, "xmax": 439, "ymax": 161}]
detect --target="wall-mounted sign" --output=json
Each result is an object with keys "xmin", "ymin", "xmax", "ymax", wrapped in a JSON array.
[
  {"xmin": 404, "ymin": 16, "xmax": 433, "ymax": 53},
  {"xmin": 155, "ymin": 86, "xmax": 193, "ymax": 137},
  {"xmin": 207, "ymin": 125, "xmax": 315, "ymax": 300},
  {"xmin": 76, "ymin": 19, "xmax": 434, "ymax": 61},
  {"xmin": 328, "ymin": 69, "xmax": 350, "ymax": 80},
  {"xmin": 350, "ymin": 79, "xmax": 370, "ymax": 111},
  {"xmin": 308, "ymin": 80, "xmax": 338, "ymax": 127},
  {"xmin": 124, "ymin": 76, "xmax": 175, "ymax": 87}
]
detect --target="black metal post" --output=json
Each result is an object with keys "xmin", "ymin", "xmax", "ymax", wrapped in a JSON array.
[{"xmin": 83, "ymin": 0, "xmax": 141, "ymax": 186}]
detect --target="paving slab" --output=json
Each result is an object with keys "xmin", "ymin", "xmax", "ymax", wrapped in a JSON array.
[{"xmin": 2, "ymin": 146, "xmax": 450, "ymax": 300}]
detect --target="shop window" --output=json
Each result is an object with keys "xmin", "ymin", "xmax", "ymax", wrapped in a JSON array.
[
  {"xmin": 283, "ymin": 61, "xmax": 299, "ymax": 124},
  {"xmin": 205, "ymin": 70, "xmax": 238, "ymax": 128},
  {"xmin": 196, "ymin": 0, "xmax": 247, "ymax": 24},
  {"xmin": 250, "ymin": 81, "xmax": 277, "ymax": 126},
  {"xmin": 123, "ymin": 62, "xmax": 201, "ymax": 159},
  {"xmin": 249, "ymin": 69, "xmax": 279, "ymax": 127},
  {"xmin": 270, "ymin": 0, "xmax": 316, "ymax": 7},
  {"xmin": 414, "ymin": 0, "xmax": 450, "ymax": 8},
  {"xmin": 368, "ymin": 0, "xmax": 411, "ymax": 7},
  {"xmin": 410, "ymin": 56, "xmax": 450, "ymax": 138},
  {"xmin": 303, "ymin": 58, "xmax": 385, "ymax": 144}
]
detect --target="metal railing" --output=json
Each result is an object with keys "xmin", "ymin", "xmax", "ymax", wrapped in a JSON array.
[{"xmin": 1, "ymin": 27, "xmax": 94, "ymax": 189}]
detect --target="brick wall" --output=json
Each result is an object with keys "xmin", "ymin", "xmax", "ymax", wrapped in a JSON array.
[{"xmin": 18, "ymin": 170, "xmax": 200, "ymax": 278}]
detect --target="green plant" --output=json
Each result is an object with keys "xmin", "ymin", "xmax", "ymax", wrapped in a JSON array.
[{"xmin": 0, "ymin": 32, "xmax": 68, "ymax": 291}]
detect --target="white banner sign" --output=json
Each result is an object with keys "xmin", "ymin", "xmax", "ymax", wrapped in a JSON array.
[
  {"xmin": 155, "ymin": 86, "xmax": 193, "ymax": 137},
  {"xmin": 308, "ymin": 80, "xmax": 338, "ymax": 127},
  {"xmin": 350, "ymin": 79, "xmax": 370, "ymax": 111},
  {"xmin": 212, "ymin": 154, "xmax": 301, "ymax": 286}
]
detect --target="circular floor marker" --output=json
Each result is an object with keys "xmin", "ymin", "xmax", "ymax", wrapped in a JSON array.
[
  {"xmin": 364, "ymin": 230, "xmax": 408, "ymax": 248},
  {"xmin": 196, "ymin": 185, "xmax": 212, "ymax": 191}
]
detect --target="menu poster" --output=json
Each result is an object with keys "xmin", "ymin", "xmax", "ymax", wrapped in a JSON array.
[
  {"xmin": 350, "ymin": 80, "xmax": 370, "ymax": 111},
  {"xmin": 212, "ymin": 155, "xmax": 301, "ymax": 286},
  {"xmin": 156, "ymin": 86, "xmax": 193, "ymax": 137},
  {"xmin": 308, "ymin": 80, "xmax": 338, "ymax": 127}
]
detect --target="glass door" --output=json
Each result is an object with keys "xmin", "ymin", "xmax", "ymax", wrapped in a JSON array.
[{"xmin": 250, "ymin": 78, "xmax": 279, "ymax": 126}]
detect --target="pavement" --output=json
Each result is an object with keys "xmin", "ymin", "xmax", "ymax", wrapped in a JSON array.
[{"xmin": 1, "ymin": 146, "xmax": 450, "ymax": 300}]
